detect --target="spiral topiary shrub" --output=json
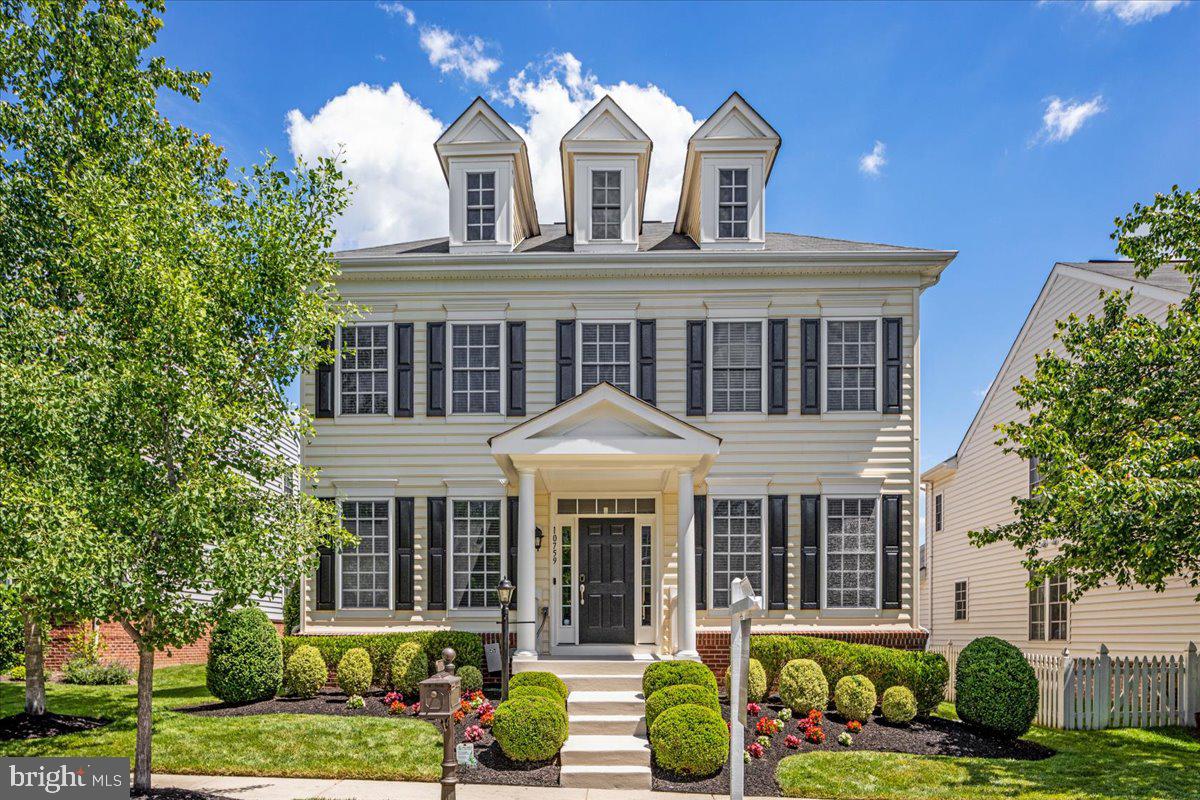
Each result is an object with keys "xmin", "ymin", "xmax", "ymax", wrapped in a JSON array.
[
  {"xmin": 206, "ymin": 607, "xmax": 283, "ymax": 704},
  {"xmin": 723, "ymin": 658, "xmax": 767, "ymax": 702},
  {"xmin": 492, "ymin": 696, "xmax": 568, "ymax": 761},
  {"xmin": 283, "ymin": 645, "xmax": 328, "ymax": 698},
  {"xmin": 881, "ymin": 685, "xmax": 917, "ymax": 725},
  {"xmin": 834, "ymin": 674, "xmax": 877, "ymax": 723},
  {"xmin": 336, "ymin": 648, "xmax": 373, "ymax": 696},
  {"xmin": 779, "ymin": 659, "xmax": 829, "ymax": 715},
  {"xmin": 645, "ymin": 683, "xmax": 720, "ymax": 728},
  {"xmin": 509, "ymin": 670, "xmax": 569, "ymax": 700},
  {"xmin": 955, "ymin": 636, "xmax": 1038, "ymax": 739},
  {"xmin": 649, "ymin": 703, "xmax": 729, "ymax": 778},
  {"xmin": 642, "ymin": 660, "xmax": 719, "ymax": 699},
  {"xmin": 509, "ymin": 685, "xmax": 566, "ymax": 707},
  {"xmin": 390, "ymin": 642, "xmax": 428, "ymax": 695},
  {"xmin": 457, "ymin": 664, "xmax": 483, "ymax": 693}
]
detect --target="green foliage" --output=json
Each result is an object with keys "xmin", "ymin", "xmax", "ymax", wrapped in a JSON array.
[
  {"xmin": 283, "ymin": 582, "xmax": 300, "ymax": 635},
  {"xmin": 779, "ymin": 659, "xmax": 829, "ymax": 715},
  {"xmin": 910, "ymin": 650, "xmax": 952, "ymax": 716},
  {"xmin": 881, "ymin": 685, "xmax": 917, "ymax": 725},
  {"xmin": 834, "ymin": 675, "xmax": 877, "ymax": 723},
  {"xmin": 65, "ymin": 627, "xmax": 106, "ymax": 666},
  {"xmin": 389, "ymin": 643, "xmax": 428, "ymax": 695},
  {"xmin": 206, "ymin": 608, "xmax": 283, "ymax": 704},
  {"xmin": 750, "ymin": 635, "xmax": 795, "ymax": 693},
  {"xmin": 723, "ymin": 658, "xmax": 767, "ymax": 702},
  {"xmin": 956, "ymin": 637, "xmax": 1038, "ymax": 739},
  {"xmin": 0, "ymin": 588, "xmax": 25, "ymax": 672},
  {"xmin": 283, "ymin": 645, "xmax": 327, "ymax": 699},
  {"xmin": 509, "ymin": 671, "xmax": 569, "ymax": 700},
  {"xmin": 281, "ymin": 632, "xmax": 488, "ymax": 687},
  {"xmin": 642, "ymin": 660, "xmax": 719, "ymax": 698},
  {"xmin": 336, "ymin": 648, "xmax": 373, "ymax": 696},
  {"xmin": 7, "ymin": 665, "xmax": 26, "ymax": 681},
  {"xmin": 645, "ymin": 683, "xmax": 720, "ymax": 728},
  {"xmin": 61, "ymin": 659, "xmax": 133, "ymax": 686},
  {"xmin": 508, "ymin": 685, "xmax": 565, "ymax": 707},
  {"xmin": 492, "ymin": 697, "xmax": 569, "ymax": 762},
  {"xmin": 425, "ymin": 631, "xmax": 485, "ymax": 672},
  {"xmin": 649, "ymin": 703, "xmax": 729, "ymax": 778},
  {"xmin": 456, "ymin": 664, "xmax": 482, "ymax": 693},
  {"xmin": 346, "ymin": 694, "xmax": 365, "ymax": 710}
]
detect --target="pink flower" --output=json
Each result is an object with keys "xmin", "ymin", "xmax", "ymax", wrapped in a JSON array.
[
  {"xmin": 746, "ymin": 742, "xmax": 764, "ymax": 759},
  {"xmin": 746, "ymin": 702, "xmax": 762, "ymax": 716},
  {"xmin": 464, "ymin": 724, "xmax": 484, "ymax": 743},
  {"xmin": 784, "ymin": 734, "xmax": 801, "ymax": 749}
]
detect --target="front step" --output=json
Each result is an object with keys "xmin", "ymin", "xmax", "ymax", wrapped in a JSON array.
[
  {"xmin": 568, "ymin": 713, "xmax": 646, "ymax": 735},
  {"xmin": 560, "ymin": 734, "xmax": 650, "ymax": 767},
  {"xmin": 560, "ymin": 764, "xmax": 652, "ymax": 789},
  {"xmin": 558, "ymin": 673, "xmax": 642, "ymax": 692},
  {"xmin": 567, "ymin": 689, "xmax": 644, "ymax": 716},
  {"xmin": 514, "ymin": 657, "xmax": 650, "ymax": 676}
]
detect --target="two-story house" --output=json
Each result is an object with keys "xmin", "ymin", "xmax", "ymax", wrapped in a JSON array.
[{"xmin": 299, "ymin": 92, "xmax": 955, "ymax": 673}]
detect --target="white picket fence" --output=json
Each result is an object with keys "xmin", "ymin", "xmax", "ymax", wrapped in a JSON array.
[{"xmin": 930, "ymin": 641, "xmax": 1199, "ymax": 730}]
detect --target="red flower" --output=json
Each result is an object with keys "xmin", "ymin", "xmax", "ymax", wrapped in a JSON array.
[
  {"xmin": 808, "ymin": 709, "xmax": 823, "ymax": 722},
  {"xmin": 384, "ymin": 691, "xmax": 402, "ymax": 705},
  {"xmin": 388, "ymin": 700, "xmax": 406, "ymax": 715},
  {"xmin": 410, "ymin": 702, "xmax": 421, "ymax": 714},
  {"xmin": 452, "ymin": 709, "xmax": 466, "ymax": 723},
  {"xmin": 847, "ymin": 720, "xmax": 862, "ymax": 733},
  {"xmin": 746, "ymin": 742, "xmax": 765, "ymax": 759},
  {"xmin": 746, "ymin": 702, "xmax": 762, "ymax": 716},
  {"xmin": 756, "ymin": 716, "xmax": 782, "ymax": 735},
  {"xmin": 805, "ymin": 726, "xmax": 826, "ymax": 744},
  {"xmin": 784, "ymin": 734, "xmax": 801, "ymax": 749},
  {"xmin": 479, "ymin": 711, "xmax": 494, "ymax": 726}
]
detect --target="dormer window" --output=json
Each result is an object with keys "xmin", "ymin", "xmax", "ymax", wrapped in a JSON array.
[
  {"xmin": 591, "ymin": 170, "xmax": 622, "ymax": 240},
  {"xmin": 718, "ymin": 168, "xmax": 749, "ymax": 239},
  {"xmin": 466, "ymin": 172, "xmax": 496, "ymax": 242}
]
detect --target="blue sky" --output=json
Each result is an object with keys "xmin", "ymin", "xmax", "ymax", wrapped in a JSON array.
[{"xmin": 152, "ymin": 0, "xmax": 1198, "ymax": 469}]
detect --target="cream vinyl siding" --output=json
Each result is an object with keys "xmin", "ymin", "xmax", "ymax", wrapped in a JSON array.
[
  {"xmin": 302, "ymin": 272, "xmax": 923, "ymax": 637},
  {"xmin": 925, "ymin": 269, "xmax": 1199, "ymax": 657}
]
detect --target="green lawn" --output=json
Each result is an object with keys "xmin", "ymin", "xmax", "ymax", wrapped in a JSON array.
[
  {"xmin": 0, "ymin": 665, "xmax": 441, "ymax": 782},
  {"xmin": 776, "ymin": 704, "xmax": 1200, "ymax": 800}
]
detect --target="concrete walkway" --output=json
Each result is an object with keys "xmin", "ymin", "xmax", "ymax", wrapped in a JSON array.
[{"xmin": 156, "ymin": 773, "xmax": 787, "ymax": 800}]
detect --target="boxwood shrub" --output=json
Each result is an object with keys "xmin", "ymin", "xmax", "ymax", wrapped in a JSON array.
[
  {"xmin": 779, "ymin": 659, "xmax": 828, "ymax": 715},
  {"xmin": 337, "ymin": 648, "xmax": 374, "ymax": 695},
  {"xmin": 206, "ymin": 607, "xmax": 283, "ymax": 704},
  {"xmin": 492, "ymin": 696, "xmax": 568, "ymax": 761},
  {"xmin": 284, "ymin": 644, "xmax": 327, "ymax": 698},
  {"xmin": 642, "ymin": 660, "xmax": 718, "ymax": 699},
  {"xmin": 509, "ymin": 670, "xmax": 569, "ymax": 700},
  {"xmin": 649, "ymin": 703, "xmax": 729, "ymax": 778},
  {"xmin": 645, "ymin": 683, "xmax": 720, "ymax": 728},
  {"xmin": 425, "ymin": 630, "xmax": 484, "ymax": 672},
  {"xmin": 955, "ymin": 636, "xmax": 1038, "ymax": 739},
  {"xmin": 390, "ymin": 642, "xmax": 428, "ymax": 695},
  {"xmin": 509, "ymin": 685, "xmax": 565, "ymax": 707},
  {"xmin": 881, "ymin": 685, "xmax": 917, "ymax": 724},
  {"xmin": 457, "ymin": 664, "xmax": 483, "ymax": 693},
  {"xmin": 834, "ymin": 675, "xmax": 877, "ymax": 723},
  {"xmin": 749, "ymin": 635, "xmax": 795, "ymax": 695},
  {"xmin": 723, "ymin": 658, "xmax": 767, "ymax": 702},
  {"xmin": 281, "ymin": 630, "xmax": 484, "ymax": 686}
]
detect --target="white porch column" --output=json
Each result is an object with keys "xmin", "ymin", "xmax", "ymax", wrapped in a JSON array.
[
  {"xmin": 516, "ymin": 469, "xmax": 537, "ymax": 659},
  {"xmin": 676, "ymin": 468, "xmax": 700, "ymax": 660}
]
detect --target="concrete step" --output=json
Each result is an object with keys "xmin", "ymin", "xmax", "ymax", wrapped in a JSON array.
[
  {"xmin": 559, "ymin": 764, "xmax": 652, "ymax": 790},
  {"xmin": 567, "ymin": 689, "xmax": 644, "ymax": 716},
  {"xmin": 568, "ymin": 713, "xmax": 646, "ymax": 736},
  {"xmin": 560, "ymin": 734, "xmax": 650, "ymax": 768},
  {"xmin": 516, "ymin": 658, "xmax": 649, "ymax": 677},
  {"xmin": 558, "ymin": 673, "xmax": 643, "ymax": 692}
]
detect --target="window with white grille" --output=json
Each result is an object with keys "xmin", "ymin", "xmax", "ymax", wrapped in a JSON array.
[
  {"xmin": 340, "ymin": 501, "xmax": 390, "ymax": 609},
  {"xmin": 451, "ymin": 499, "xmax": 502, "ymax": 609},
  {"xmin": 1029, "ymin": 571, "xmax": 1046, "ymax": 640},
  {"xmin": 466, "ymin": 172, "xmax": 496, "ymax": 241},
  {"xmin": 711, "ymin": 321, "xmax": 763, "ymax": 413},
  {"xmin": 450, "ymin": 323, "xmax": 501, "ymax": 414},
  {"xmin": 580, "ymin": 322, "xmax": 632, "ymax": 393},
  {"xmin": 954, "ymin": 580, "xmax": 968, "ymax": 621},
  {"xmin": 934, "ymin": 494, "xmax": 944, "ymax": 532},
  {"xmin": 711, "ymin": 498, "xmax": 763, "ymax": 608},
  {"xmin": 591, "ymin": 170, "xmax": 621, "ymax": 240},
  {"xmin": 1029, "ymin": 571, "xmax": 1068, "ymax": 641},
  {"xmin": 825, "ymin": 497, "xmax": 878, "ymax": 608},
  {"xmin": 340, "ymin": 325, "xmax": 389, "ymax": 415},
  {"xmin": 826, "ymin": 320, "xmax": 878, "ymax": 412},
  {"xmin": 718, "ymin": 168, "xmax": 749, "ymax": 239}
]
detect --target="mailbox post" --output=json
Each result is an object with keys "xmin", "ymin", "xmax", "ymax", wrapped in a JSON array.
[
  {"xmin": 419, "ymin": 647, "xmax": 462, "ymax": 800},
  {"xmin": 727, "ymin": 577, "xmax": 763, "ymax": 800}
]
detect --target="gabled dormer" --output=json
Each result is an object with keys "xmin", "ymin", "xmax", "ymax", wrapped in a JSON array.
[
  {"xmin": 674, "ymin": 92, "xmax": 780, "ymax": 251},
  {"xmin": 435, "ymin": 97, "xmax": 539, "ymax": 254},
  {"xmin": 560, "ymin": 96, "xmax": 652, "ymax": 253}
]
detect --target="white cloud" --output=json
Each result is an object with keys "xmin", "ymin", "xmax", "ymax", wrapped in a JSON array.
[
  {"xmin": 858, "ymin": 141, "xmax": 887, "ymax": 177},
  {"xmin": 1036, "ymin": 95, "xmax": 1106, "ymax": 143},
  {"xmin": 419, "ymin": 26, "xmax": 501, "ymax": 84},
  {"xmin": 376, "ymin": 1, "xmax": 415, "ymax": 25},
  {"xmin": 1089, "ymin": 0, "xmax": 1185, "ymax": 23}
]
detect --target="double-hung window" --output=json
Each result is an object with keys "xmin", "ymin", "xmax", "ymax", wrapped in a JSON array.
[
  {"xmin": 466, "ymin": 172, "xmax": 496, "ymax": 241},
  {"xmin": 579, "ymin": 322, "xmax": 632, "ymax": 393},
  {"xmin": 591, "ymin": 170, "xmax": 621, "ymax": 240},
  {"xmin": 710, "ymin": 498, "xmax": 764, "ymax": 609},
  {"xmin": 826, "ymin": 320, "xmax": 878, "ymax": 412},
  {"xmin": 825, "ymin": 497, "xmax": 878, "ymax": 609},
  {"xmin": 340, "ymin": 324, "xmax": 389, "ymax": 415},
  {"xmin": 934, "ymin": 494, "xmax": 944, "ymax": 532},
  {"xmin": 450, "ymin": 323, "xmax": 501, "ymax": 414},
  {"xmin": 711, "ymin": 320, "xmax": 763, "ymax": 413},
  {"xmin": 450, "ymin": 499, "xmax": 502, "ymax": 610},
  {"xmin": 717, "ymin": 168, "xmax": 749, "ymax": 239},
  {"xmin": 1028, "ymin": 571, "xmax": 1068, "ymax": 640},
  {"xmin": 339, "ymin": 500, "xmax": 390, "ymax": 609},
  {"xmin": 953, "ymin": 580, "xmax": 968, "ymax": 621}
]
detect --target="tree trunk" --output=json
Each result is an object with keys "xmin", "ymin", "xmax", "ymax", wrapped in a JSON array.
[
  {"xmin": 132, "ymin": 632, "xmax": 155, "ymax": 793},
  {"xmin": 22, "ymin": 610, "xmax": 45, "ymax": 716}
]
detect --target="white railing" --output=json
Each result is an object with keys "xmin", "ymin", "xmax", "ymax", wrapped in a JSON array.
[{"xmin": 929, "ymin": 641, "xmax": 1198, "ymax": 730}]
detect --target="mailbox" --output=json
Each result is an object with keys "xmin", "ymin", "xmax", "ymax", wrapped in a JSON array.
[{"xmin": 420, "ymin": 648, "xmax": 462, "ymax": 719}]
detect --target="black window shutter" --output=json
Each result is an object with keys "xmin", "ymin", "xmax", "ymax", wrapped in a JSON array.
[
  {"xmin": 694, "ymin": 494, "xmax": 707, "ymax": 610},
  {"xmin": 315, "ymin": 497, "xmax": 336, "ymax": 610},
  {"xmin": 394, "ymin": 324, "xmax": 414, "ymax": 418},
  {"xmin": 636, "ymin": 319, "xmax": 657, "ymax": 405},
  {"xmin": 506, "ymin": 496, "xmax": 519, "ymax": 611},
  {"xmin": 800, "ymin": 319, "xmax": 820, "ymax": 415},
  {"xmin": 427, "ymin": 497, "xmax": 447, "ymax": 610},
  {"xmin": 427, "ymin": 322, "xmax": 446, "ymax": 417},
  {"xmin": 686, "ymin": 320, "xmax": 706, "ymax": 416},
  {"xmin": 315, "ymin": 336, "xmax": 334, "ymax": 418},
  {"xmin": 507, "ymin": 322, "xmax": 526, "ymax": 416},
  {"xmin": 768, "ymin": 319, "xmax": 788, "ymax": 415},
  {"xmin": 800, "ymin": 494, "xmax": 820, "ymax": 609},
  {"xmin": 767, "ymin": 495, "xmax": 788, "ymax": 609},
  {"xmin": 882, "ymin": 494, "xmax": 902, "ymax": 609},
  {"xmin": 395, "ymin": 497, "xmax": 414, "ymax": 609},
  {"xmin": 883, "ymin": 317, "xmax": 902, "ymax": 415},
  {"xmin": 556, "ymin": 320, "xmax": 575, "ymax": 403}
]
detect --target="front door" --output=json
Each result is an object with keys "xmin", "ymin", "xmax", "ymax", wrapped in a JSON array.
[{"xmin": 579, "ymin": 518, "xmax": 635, "ymax": 644}]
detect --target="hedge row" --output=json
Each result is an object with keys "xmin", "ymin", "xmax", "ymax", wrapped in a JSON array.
[{"xmin": 281, "ymin": 631, "xmax": 483, "ymax": 687}]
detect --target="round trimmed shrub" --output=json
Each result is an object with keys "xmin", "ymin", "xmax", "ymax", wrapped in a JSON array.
[
  {"xmin": 750, "ymin": 635, "xmax": 795, "ymax": 694},
  {"xmin": 509, "ymin": 685, "xmax": 566, "ymax": 707},
  {"xmin": 492, "ymin": 697, "xmax": 568, "ymax": 761},
  {"xmin": 881, "ymin": 685, "xmax": 917, "ymax": 725},
  {"xmin": 779, "ymin": 659, "xmax": 829, "ymax": 715},
  {"xmin": 336, "ymin": 648, "xmax": 373, "ymax": 696},
  {"xmin": 206, "ymin": 607, "xmax": 283, "ymax": 704},
  {"xmin": 390, "ymin": 642, "xmax": 428, "ymax": 695},
  {"xmin": 509, "ymin": 670, "xmax": 569, "ymax": 700},
  {"xmin": 646, "ymin": 683, "xmax": 720, "ymax": 728},
  {"xmin": 457, "ymin": 664, "xmax": 483, "ymax": 693},
  {"xmin": 642, "ymin": 660, "xmax": 719, "ymax": 699},
  {"xmin": 834, "ymin": 675, "xmax": 877, "ymax": 723},
  {"xmin": 723, "ymin": 658, "xmax": 767, "ymax": 702},
  {"xmin": 955, "ymin": 636, "xmax": 1038, "ymax": 739},
  {"xmin": 649, "ymin": 703, "xmax": 729, "ymax": 778},
  {"xmin": 283, "ymin": 645, "xmax": 327, "ymax": 698}
]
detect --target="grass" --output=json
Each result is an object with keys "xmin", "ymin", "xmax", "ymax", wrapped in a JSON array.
[
  {"xmin": 0, "ymin": 665, "xmax": 441, "ymax": 782},
  {"xmin": 776, "ymin": 703, "xmax": 1200, "ymax": 800}
]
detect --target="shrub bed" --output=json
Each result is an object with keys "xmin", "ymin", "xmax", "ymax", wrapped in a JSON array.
[
  {"xmin": 337, "ymin": 648, "xmax": 374, "ymax": 695},
  {"xmin": 509, "ymin": 670, "xmax": 569, "ymax": 700},
  {"xmin": 646, "ymin": 683, "xmax": 720, "ymax": 728},
  {"xmin": 956, "ymin": 636, "xmax": 1038, "ymax": 739},
  {"xmin": 492, "ymin": 696, "xmax": 568, "ymax": 762},
  {"xmin": 723, "ymin": 657, "xmax": 767, "ymax": 702},
  {"xmin": 649, "ymin": 703, "xmax": 729, "ymax": 778},
  {"xmin": 779, "ymin": 658, "xmax": 828, "ymax": 715},
  {"xmin": 281, "ymin": 630, "xmax": 484, "ymax": 686},
  {"xmin": 283, "ymin": 644, "xmax": 327, "ymax": 698},
  {"xmin": 206, "ymin": 607, "xmax": 283, "ymax": 704},
  {"xmin": 643, "ymin": 660, "xmax": 718, "ymax": 698},
  {"xmin": 62, "ymin": 660, "xmax": 133, "ymax": 685}
]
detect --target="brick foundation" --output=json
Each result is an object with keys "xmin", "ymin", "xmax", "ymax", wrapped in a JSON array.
[
  {"xmin": 47, "ymin": 619, "xmax": 284, "ymax": 673},
  {"xmin": 696, "ymin": 628, "xmax": 929, "ymax": 678}
]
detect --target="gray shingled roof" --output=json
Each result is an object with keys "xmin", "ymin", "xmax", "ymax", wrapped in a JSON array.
[
  {"xmin": 334, "ymin": 222, "xmax": 941, "ymax": 259},
  {"xmin": 1065, "ymin": 261, "xmax": 1193, "ymax": 295}
]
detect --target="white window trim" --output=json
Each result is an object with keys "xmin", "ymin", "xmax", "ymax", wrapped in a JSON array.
[
  {"xmin": 447, "ymin": 496, "xmax": 508, "ymax": 617},
  {"xmin": 335, "ymin": 322, "xmax": 392, "ymax": 418},
  {"xmin": 464, "ymin": 170, "xmax": 498, "ymax": 243},
  {"xmin": 953, "ymin": 577, "xmax": 969, "ymax": 622},
  {"xmin": 706, "ymin": 494, "xmax": 769, "ymax": 612},
  {"xmin": 335, "ymin": 498, "xmax": 393, "ymax": 612},
  {"xmin": 706, "ymin": 318, "xmax": 767, "ymax": 416},
  {"xmin": 820, "ymin": 317, "xmax": 883, "ymax": 416},
  {"xmin": 446, "ymin": 320, "xmax": 507, "ymax": 418},
  {"xmin": 820, "ymin": 494, "xmax": 882, "ymax": 613},
  {"xmin": 576, "ymin": 319, "xmax": 636, "ymax": 396}
]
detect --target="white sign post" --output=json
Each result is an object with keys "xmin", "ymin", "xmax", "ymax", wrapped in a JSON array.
[{"xmin": 727, "ymin": 577, "xmax": 762, "ymax": 800}]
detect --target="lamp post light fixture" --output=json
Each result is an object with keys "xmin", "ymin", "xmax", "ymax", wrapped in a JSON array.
[{"xmin": 496, "ymin": 578, "xmax": 514, "ymax": 701}]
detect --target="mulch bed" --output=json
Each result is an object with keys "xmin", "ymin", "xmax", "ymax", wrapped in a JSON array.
[
  {"xmin": 456, "ymin": 720, "xmax": 560, "ymax": 787},
  {"xmin": 0, "ymin": 711, "xmax": 110, "ymax": 741},
  {"xmin": 185, "ymin": 688, "xmax": 407, "ymax": 718},
  {"xmin": 132, "ymin": 791, "xmax": 229, "ymax": 800},
  {"xmin": 652, "ymin": 698, "xmax": 1056, "ymax": 796}
]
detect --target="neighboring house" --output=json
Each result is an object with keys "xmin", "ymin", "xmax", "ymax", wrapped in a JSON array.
[
  {"xmin": 299, "ymin": 92, "xmax": 956, "ymax": 670},
  {"xmin": 918, "ymin": 542, "xmax": 929, "ymax": 631},
  {"xmin": 923, "ymin": 261, "xmax": 1198, "ymax": 658}
]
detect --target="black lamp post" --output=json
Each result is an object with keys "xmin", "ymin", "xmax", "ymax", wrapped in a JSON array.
[{"xmin": 496, "ymin": 578, "xmax": 514, "ymax": 701}]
